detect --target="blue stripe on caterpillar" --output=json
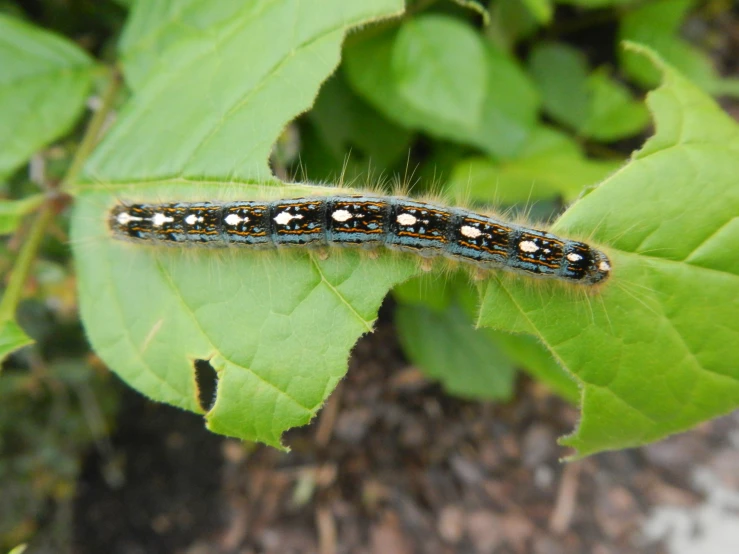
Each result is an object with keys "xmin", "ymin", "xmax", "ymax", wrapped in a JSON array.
[{"xmin": 109, "ymin": 195, "xmax": 611, "ymax": 285}]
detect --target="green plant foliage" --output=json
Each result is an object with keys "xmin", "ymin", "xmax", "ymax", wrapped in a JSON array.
[
  {"xmin": 446, "ymin": 126, "xmax": 621, "ymax": 204},
  {"xmin": 477, "ymin": 45, "xmax": 739, "ymax": 456},
  {"xmin": 487, "ymin": 0, "xmax": 541, "ymax": 49},
  {"xmin": 529, "ymin": 42, "xmax": 649, "ymax": 141},
  {"xmin": 0, "ymin": 195, "xmax": 44, "ymax": 235},
  {"xmin": 6, "ymin": 0, "xmax": 727, "ymax": 460},
  {"xmin": 392, "ymin": 15, "xmax": 488, "ymax": 131},
  {"xmin": 521, "ymin": 0, "xmax": 552, "ymax": 23},
  {"xmin": 494, "ymin": 332, "xmax": 579, "ymax": 403},
  {"xmin": 619, "ymin": 0, "xmax": 739, "ymax": 96},
  {"xmin": 0, "ymin": 14, "xmax": 96, "ymax": 183},
  {"xmin": 308, "ymin": 72, "xmax": 413, "ymax": 171},
  {"xmin": 72, "ymin": 0, "xmax": 418, "ymax": 448},
  {"xmin": 396, "ymin": 301, "xmax": 516, "ymax": 401},
  {"xmin": 344, "ymin": 23, "xmax": 540, "ymax": 159},
  {"xmin": 0, "ymin": 319, "xmax": 32, "ymax": 365}
]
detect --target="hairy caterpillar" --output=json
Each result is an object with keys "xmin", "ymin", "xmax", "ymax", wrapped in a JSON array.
[{"xmin": 108, "ymin": 194, "xmax": 612, "ymax": 285}]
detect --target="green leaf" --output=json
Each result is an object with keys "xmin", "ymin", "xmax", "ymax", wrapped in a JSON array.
[
  {"xmin": 529, "ymin": 42, "xmax": 649, "ymax": 141},
  {"xmin": 494, "ymin": 332, "xmax": 579, "ymax": 403},
  {"xmin": 521, "ymin": 0, "xmax": 552, "ymax": 23},
  {"xmin": 450, "ymin": 0, "xmax": 491, "ymax": 24},
  {"xmin": 477, "ymin": 44, "xmax": 739, "ymax": 456},
  {"xmin": 391, "ymin": 15, "xmax": 488, "ymax": 131},
  {"xmin": 396, "ymin": 301, "xmax": 516, "ymax": 401},
  {"xmin": 0, "ymin": 194, "xmax": 44, "ymax": 235},
  {"xmin": 0, "ymin": 318, "xmax": 33, "ymax": 365},
  {"xmin": 309, "ymin": 71, "xmax": 413, "ymax": 168},
  {"xmin": 529, "ymin": 42, "xmax": 590, "ymax": 130},
  {"xmin": 392, "ymin": 273, "xmax": 459, "ymax": 313},
  {"xmin": 118, "ymin": 2, "xmax": 252, "ymax": 90},
  {"xmin": 0, "ymin": 14, "xmax": 96, "ymax": 183},
  {"xmin": 579, "ymin": 68, "xmax": 650, "ymax": 142},
  {"xmin": 619, "ymin": 0, "xmax": 739, "ymax": 97},
  {"xmin": 487, "ymin": 0, "xmax": 541, "ymax": 50},
  {"xmin": 86, "ymin": 1, "xmax": 405, "ymax": 184},
  {"xmin": 345, "ymin": 27, "xmax": 539, "ymax": 159},
  {"xmin": 71, "ymin": 0, "xmax": 413, "ymax": 448},
  {"xmin": 446, "ymin": 126, "xmax": 622, "ymax": 204}
]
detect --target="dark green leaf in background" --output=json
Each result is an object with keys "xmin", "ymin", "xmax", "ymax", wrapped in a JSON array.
[
  {"xmin": 0, "ymin": 14, "xmax": 96, "ymax": 183},
  {"xmin": 309, "ymin": 72, "xmax": 413, "ymax": 171},
  {"xmin": 579, "ymin": 68, "xmax": 650, "ymax": 142},
  {"xmin": 446, "ymin": 126, "xmax": 622, "ymax": 204},
  {"xmin": 345, "ymin": 20, "xmax": 540, "ymax": 160},
  {"xmin": 396, "ymin": 301, "xmax": 516, "ymax": 401},
  {"xmin": 619, "ymin": 0, "xmax": 739, "ymax": 97},
  {"xmin": 392, "ymin": 15, "xmax": 488, "ymax": 131},
  {"xmin": 529, "ymin": 41, "xmax": 649, "ymax": 142},
  {"xmin": 529, "ymin": 42, "xmax": 590, "ymax": 130}
]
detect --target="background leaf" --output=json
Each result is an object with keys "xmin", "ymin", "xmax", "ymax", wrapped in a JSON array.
[
  {"xmin": 0, "ymin": 319, "xmax": 32, "ymax": 365},
  {"xmin": 477, "ymin": 45, "xmax": 739, "ymax": 456},
  {"xmin": 0, "ymin": 195, "xmax": 44, "ymax": 235},
  {"xmin": 0, "ymin": 14, "xmax": 96, "ymax": 183},
  {"xmin": 71, "ymin": 0, "xmax": 415, "ymax": 448},
  {"xmin": 619, "ymin": 0, "xmax": 739, "ymax": 97},
  {"xmin": 345, "ymin": 25, "xmax": 540, "ymax": 159},
  {"xmin": 446, "ymin": 126, "xmax": 622, "ymax": 204},
  {"xmin": 529, "ymin": 41, "xmax": 649, "ymax": 141},
  {"xmin": 396, "ymin": 301, "xmax": 516, "ymax": 401},
  {"xmin": 391, "ymin": 15, "xmax": 488, "ymax": 131}
]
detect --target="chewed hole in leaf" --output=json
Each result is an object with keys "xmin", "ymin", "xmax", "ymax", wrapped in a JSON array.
[{"xmin": 194, "ymin": 358, "xmax": 218, "ymax": 412}]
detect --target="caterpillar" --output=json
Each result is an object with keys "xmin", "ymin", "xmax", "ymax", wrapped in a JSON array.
[{"xmin": 108, "ymin": 195, "xmax": 612, "ymax": 285}]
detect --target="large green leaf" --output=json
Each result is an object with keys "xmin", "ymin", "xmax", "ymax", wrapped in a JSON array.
[
  {"xmin": 477, "ymin": 44, "xmax": 739, "ymax": 456},
  {"xmin": 0, "ymin": 14, "xmax": 96, "ymax": 183},
  {"xmin": 71, "ymin": 0, "xmax": 414, "ymax": 448}
]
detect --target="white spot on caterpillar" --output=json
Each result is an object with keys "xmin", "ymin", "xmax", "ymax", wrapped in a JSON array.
[
  {"xmin": 599, "ymin": 260, "xmax": 611, "ymax": 272},
  {"xmin": 274, "ymin": 211, "xmax": 303, "ymax": 225},
  {"xmin": 519, "ymin": 240, "xmax": 539, "ymax": 253},
  {"xmin": 116, "ymin": 212, "xmax": 142, "ymax": 225},
  {"xmin": 460, "ymin": 225, "xmax": 481, "ymax": 239},
  {"xmin": 332, "ymin": 209, "xmax": 353, "ymax": 222},
  {"xmin": 185, "ymin": 214, "xmax": 204, "ymax": 225},
  {"xmin": 224, "ymin": 213, "xmax": 246, "ymax": 226},
  {"xmin": 152, "ymin": 213, "xmax": 174, "ymax": 227},
  {"xmin": 567, "ymin": 253, "xmax": 583, "ymax": 262},
  {"xmin": 397, "ymin": 213, "xmax": 417, "ymax": 226},
  {"xmin": 544, "ymin": 248, "xmax": 551, "ymax": 254}
]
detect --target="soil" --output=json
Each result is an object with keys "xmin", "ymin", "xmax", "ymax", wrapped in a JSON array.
[{"xmin": 70, "ymin": 316, "xmax": 739, "ymax": 554}]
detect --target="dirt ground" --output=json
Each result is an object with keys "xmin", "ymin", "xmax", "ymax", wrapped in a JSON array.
[{"xmin": 70, "ymin": 313, "xmax": 739, "ymax": 554}]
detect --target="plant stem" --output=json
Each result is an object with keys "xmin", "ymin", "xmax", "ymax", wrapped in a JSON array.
[
  {"xmin": 63, "ymin": 69, "xmax": 121, "ymax": 188},
  {"xmin": 0, "ymin": 70, "xmax": 121, "ymax": 322},
  {"xmin": 0, "ymin": 202, "xmax": 54, "ymax": 320}
]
